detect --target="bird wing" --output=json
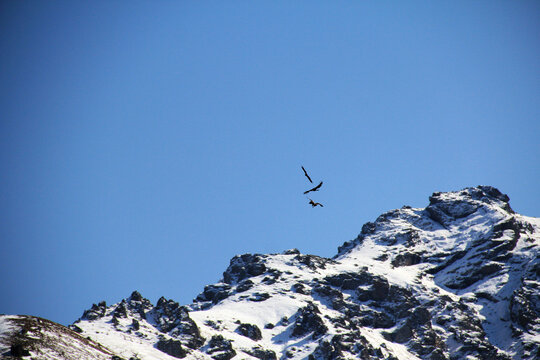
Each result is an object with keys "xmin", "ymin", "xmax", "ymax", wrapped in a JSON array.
[
  {"xmin": 303, "ymin": 181, "xmax": 323, "ymax": 194},
  {"xmin": 301, "ymin": 166, "xmax": 313, "ymax": 183}
]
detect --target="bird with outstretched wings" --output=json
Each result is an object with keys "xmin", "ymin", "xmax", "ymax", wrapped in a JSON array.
[
  {"xmin": 303, "ymin": 181, "xmax": 323, "ymax": 194},
  {"xmin": 301, "ymin": 166, "xmax": 313, "ymax": 183},
  {"xmin": 308, "ymin": 199, "xmax": 323, "ymax": 207}
]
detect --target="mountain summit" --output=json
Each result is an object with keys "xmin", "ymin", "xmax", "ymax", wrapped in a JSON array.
[{"xmin": 1, "ymin": 186, "xmax": 539, "ymax": 359}]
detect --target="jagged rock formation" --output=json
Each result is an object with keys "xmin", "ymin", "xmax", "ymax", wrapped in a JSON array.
[{"xmin": 1, "ymin": 186, "xmax": 538, "ymax": 359}]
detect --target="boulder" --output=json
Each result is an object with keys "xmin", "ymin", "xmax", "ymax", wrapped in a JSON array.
[
  {"xmin": 392, "ymin": 253, "xmax": 422, "ymax": 267},
  {"xmin": 245, "ymin": 347, "xmax": 277, "ymax": 360},
  {"xmin": 236, "ymin": 323, "xmax": 262, "ymax": 341},
  {"xmin": 206, "ymin": 335, "xmax": 236, "ymax": 360},
  {"xmin": 196, "ymin": 284, "xmax": 232, "ymax": 304},
  {"xmin": 236, "ymin": 279, "xmax": 254, "ymax": 293},
  {"xmin": 249, "ymin": 292, "xmax": 270, "ymax": 302},
  {"xmin": 156, "ymin": 338, "xmax": 187, "ymax": 359}
]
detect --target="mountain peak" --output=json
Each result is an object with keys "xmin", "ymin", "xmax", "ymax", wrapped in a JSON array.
[
  {"xmin": 430, "ymin": 185, "xmax": 510, "ymax": 205},
  {"xmin": 337, "ymin": 186, "xmax": 516, "ymax": 258},
  {"xmin": 1, "ymin": 186, "xmax": 538, "ymax": 360},
  {"xmin": 426, "ymin": 186, "xmax": 513, "ymax": 223}
]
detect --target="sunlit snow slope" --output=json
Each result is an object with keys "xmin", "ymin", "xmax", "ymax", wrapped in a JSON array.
[{"xmin": 1, "ymin": 186, "xmax": 538, "ymax": 360}]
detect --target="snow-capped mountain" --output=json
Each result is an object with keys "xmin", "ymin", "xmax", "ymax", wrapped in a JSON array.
[{"xmin": 1, "ymin": 186, "xmax": 538, "ymax": 360}]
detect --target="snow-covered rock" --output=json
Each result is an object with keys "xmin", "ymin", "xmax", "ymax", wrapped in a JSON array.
[
  {"xmin": 1, "ymin": 186, "xmax": 538, "ymax": 359},
  {"xmin": 0, "ymin": 315, "xmax": 116, "ymax": 360}
]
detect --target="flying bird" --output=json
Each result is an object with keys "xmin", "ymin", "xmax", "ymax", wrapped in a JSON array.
[
  {"xmin": 304, "ymin": 181, "xmax": 323, "ymax": 194},
  {"xmin": 301, "ymin": 166, "xmax": 313, "ymax": 183},
  {"xmin": 308, "ymin": 199, "xmax": 323, "ymax": 207}
]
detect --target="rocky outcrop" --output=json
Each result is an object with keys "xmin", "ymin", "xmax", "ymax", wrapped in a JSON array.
[
  {"xmin": 156, "ymin": 338, "xmax": 187, "ymax": 358},
  {"xmin": 236, "ymin": 323, "xmax": 262, "ymax": 341},
  {"xmin": 222, "ymin": 254, "xmax": 267, "ymax": 284},
  {"xmin": 151, "ymin": 297, "xmax": 204, "ymax": 349},
  {"xmin": 195, "ymin": 283, "xmax": 232, "ymax": 304},
  {"xmin": 81, "ymin": 301, "xmax": 107, "ymax": 321},
  {"xmin": 244, "ymin": 347, "xmax": 277, "ymax": 360},
  {"xmin": 291, "ymin": 302, "xmax": 328, "ymax": 339},
  {"xmin": 205, "ymin": 335, "xmax": 236, "ymax": 360}
]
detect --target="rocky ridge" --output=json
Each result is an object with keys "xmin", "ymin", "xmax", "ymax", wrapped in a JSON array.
[{"xmin": 1, "ymin": 186, "xmax": 538, "ymax": 360}]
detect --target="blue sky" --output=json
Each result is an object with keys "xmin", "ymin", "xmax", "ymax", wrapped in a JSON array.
[{"xmin": 1, "ymin": 1, "xmax": 539, "ymax": 325}]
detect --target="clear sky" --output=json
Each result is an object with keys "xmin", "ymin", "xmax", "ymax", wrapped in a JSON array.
[{"xmin": 1, "ymin": 1, "xmax": 539, "ymax": 325}]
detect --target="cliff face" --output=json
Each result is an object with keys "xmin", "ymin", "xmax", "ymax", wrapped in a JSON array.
[{"xmin": 1, "ymin": 186, "xmax": 538, "ymax": 360}]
